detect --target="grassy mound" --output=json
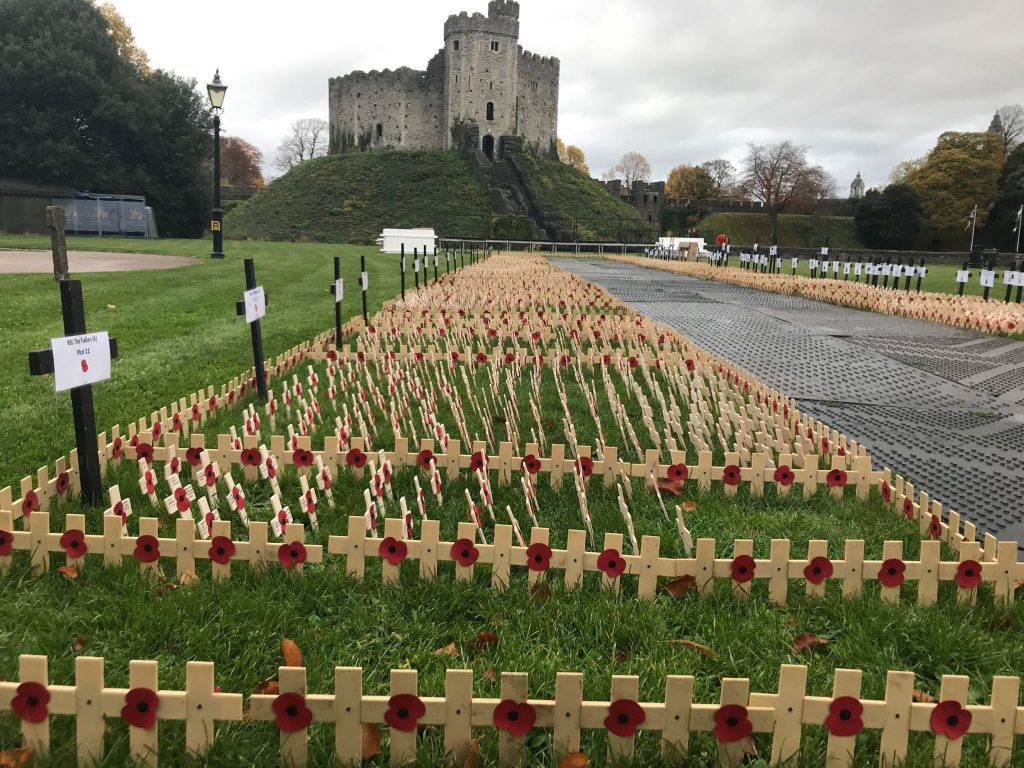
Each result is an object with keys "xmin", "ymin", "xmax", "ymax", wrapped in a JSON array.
[
  {"xmin": 225, "ymin": 152, "xmax": 490, "ymax": 244},
  {"xmin": 514, "ymin": 155, "xmax": 652, "ymax": 241},
  {"xmin": 698, "ymin": 212, "xmax": 864, "ymax": 248}
]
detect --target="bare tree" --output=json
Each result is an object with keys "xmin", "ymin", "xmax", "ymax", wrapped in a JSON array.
[
  {"xmin": 276, "ymin": 118, "xmax": 329, "ymax": 173},
  {"xmin": 698, "ymin": 159, "xmax": 737, "ymax": 197},
  {"xmin": 739, "ymin": 141, "xmax": 833, "ymax": 242},
  {"xmin": 606, "ymin": 152, "xmax": 652, "ymax": 189},
  {"xmin": 994, "ymin": 105, "xmax": 1024, "ymax": 155}
]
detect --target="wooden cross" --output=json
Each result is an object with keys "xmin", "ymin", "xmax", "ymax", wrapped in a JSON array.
[
  {"xmin": 233, "ymin": 258, "xmax": 268, "ymax": 401},
  {"xmin": 28, "ymin": 208, "xmax": 118, "ymax": 505}
]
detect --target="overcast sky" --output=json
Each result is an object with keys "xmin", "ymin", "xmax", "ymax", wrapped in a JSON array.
[{"xmin": 111, "ymin": 0, "xmax": 1024, "ymax": 191}]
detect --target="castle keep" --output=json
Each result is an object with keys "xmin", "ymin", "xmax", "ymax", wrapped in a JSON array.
[{"xmin": 328, "ymin": 1, "xmax": 559, "ymax": 159}]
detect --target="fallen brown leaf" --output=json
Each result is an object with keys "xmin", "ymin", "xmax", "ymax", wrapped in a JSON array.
[
  {"xmin": 530, "ymin": 582, "xmax": 552, "ymax": 603},
  {"xmin": 784, "ymin": 618, "xmax": 797, "ymax": 629},
  {"xmin": 281, "ymin": 638, "xmax": 303, "ymax": 667},
  {"xmin": 255, "ymin": 679, "xmax": 280, "ymax": 696},
  {"xmin": 178, "ymin": 570, "xmax": 199, "ymax": 586},
  {"xmin": 72, "ymin": 635, "xmax": 87, "ymax": 653},
  {"xmin": 666, "ymin": 639, "xmax": 716, "ymax": 657},
  {"xmin": 473, "ymin": 631, "xmax": 499, "ymax": 649},
  {"xmin": 664, "ymin": 575, "xmax": 697, "ymax": 597},
  {"xmin": 560, "ymin": 752, "xmax": 590, "ymax": 768},
  {"xmin": 740, "ymin": 735, "xmax": 758, "ymax": 757},
  {"xmin": 482, "ymin": 667, "xmax": 497, "ymax": 683},
  {"xmin": 463, "ymin": 738, "xmax": 481, "ymax": 768},
  {"xmin": 434, "ymin": 642, "xmax": 459, "ymax": 657},
  {"xmin": 681, "ymin": 501, "xmax": 696, "ymax": 513},
  {"xmin": 614, "ymin": 645, "xmax": 630, "ymax": 662},
  {"xmin": 362, "ymin": 723, "xmax": 381, "ymax": 760},
  {"xmin": 58, "ymin": 565, "xmax": 78, "ymax": 580},
  {"xmin": 657, "ymin": 479, "xmax": 682, "ymax": 497},
  {"xmin": 913, "ymin": 689, "xmax": 936, "ymax": 704},
  {"xmin": 0, "ymin": 747, "xmax": 33, "ymax": 767},
  {"xmin": 749, "ymin": 530, "xmax": 760, "ymax": 538},
  {"xmin": 791, "ymin": 633, "xmax": 828, "ymax": 654},
  {"xmin": 105, "ymin": 304, "xmax": 117, "ymax": 310}
]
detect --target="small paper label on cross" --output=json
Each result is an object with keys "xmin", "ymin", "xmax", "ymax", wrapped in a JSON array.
[
  {"xmin": 334, "ymin": 278, "xmax": 344, "ymax": 303},
  {"xmin": 244, "ymin": 286, "xmax": 266, "ymax": 323},
  {"xmin": 50, "ymin": 332, "xmax": 112, "ymax": 392}
]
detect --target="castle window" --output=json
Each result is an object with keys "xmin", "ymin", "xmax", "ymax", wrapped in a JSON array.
[
  {"xmin": 453, "ymin": 40, "xmax": 460, "ymax": 51},
  {"xmin": 531, "ymin": 81, "xmax": 538, "ymax": 94},
  {"xmin": 376, "ymin": 123, "xmax": 383, "ymax": 139},
  {"xmin": 486, "ymin": 102, "xmax": 495, "ymax": 121},
  {"xmin": 491, "ymin": 41, "xmax": 499, "ymax": 51}
]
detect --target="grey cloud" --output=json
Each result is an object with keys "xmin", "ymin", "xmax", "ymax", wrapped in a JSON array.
[{"xmin": 112, "ymin": 0, "xmax": 1024, "ymax": 192}]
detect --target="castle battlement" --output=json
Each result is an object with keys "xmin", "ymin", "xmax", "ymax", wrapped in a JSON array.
[
  {"xmin": 518, "ymin": 48, "xmax": 560, "ymax": 69},
  {"xmin": 329, "ymin": 2, "xmax": 557, "ymax": 157},
  {"xmin": 444, "ymin": 9, "xmax": 518, "ymax": 38}
]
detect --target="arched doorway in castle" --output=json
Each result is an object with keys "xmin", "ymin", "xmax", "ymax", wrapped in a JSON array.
[{"xmin": 482, "ymin": 134, "xmax": 495, "ymax": 160}]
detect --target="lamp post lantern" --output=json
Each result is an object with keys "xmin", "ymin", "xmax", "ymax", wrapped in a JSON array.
[{"xmin": 207, "ymin": 70, "xmax": 228, "ymax": 259}]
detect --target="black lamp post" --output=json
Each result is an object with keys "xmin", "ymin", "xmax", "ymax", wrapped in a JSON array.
[{"xmin": 207, "ymin": 70, "xmax": 227, "ymax": 259}]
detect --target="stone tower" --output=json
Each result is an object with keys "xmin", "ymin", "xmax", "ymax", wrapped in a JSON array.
[
  {"xmin": 443, "ymin": 1, "xmax": 520, "ymax": 157},
  {"xmin": 849, "ymin": 171, "xmax": 865, "ymax": 199}
]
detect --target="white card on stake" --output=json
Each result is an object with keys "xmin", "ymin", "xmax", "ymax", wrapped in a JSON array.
[
  {"xmin": 244, "ymin": 287, "xmax": 266, "ymax": 323},
  {"xmin": 51, "ymin": 332, "xmax": 112, "ymax": 392}
]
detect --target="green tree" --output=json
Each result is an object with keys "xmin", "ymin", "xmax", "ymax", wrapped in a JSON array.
[
  {"xmin": 0, "ymin": 0, "xmax": 212, "ymax": 236},
  {"xmin": 980, "ymin": 143, "xmax": 1024, "ymax": 250},
  {"xmin": 665, "ymin": 164, "xmax": 714, "ymax": 199},
  {"xmin": 903, "ymin": 131, "xmax": 1003, "ymax": 240},
  {"xmin": 854, "ymin": 184, "xmax": 923, "ymax": 249}
]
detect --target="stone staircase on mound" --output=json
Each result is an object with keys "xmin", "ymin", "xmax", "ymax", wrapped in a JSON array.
[{"xmin": 465, "ymin": 137, "xmax": 563, "ymax": 242}]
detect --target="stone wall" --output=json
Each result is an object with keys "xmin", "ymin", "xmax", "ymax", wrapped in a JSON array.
[
  {"xmin": 516, "ymin": 48, "xmax": 559, "ymax": 154},
  {"xmin": 328, "ymin": 62, "xmax": 445, "ymax": 152}
]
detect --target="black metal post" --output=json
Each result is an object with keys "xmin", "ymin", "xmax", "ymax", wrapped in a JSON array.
[
  {"xmin": 400, "ymin": 244, "xmax": 405, "ymax": 302},
  {"xmin": 983, "ymin": 262, "xmax": 993, "ymax": 302},
  {"xmin": 871, "ymin": 259, "xmax": 880, "ymax": 287},
  {"xmin": 414, "ymin": 248, "xmax": 419, "ymax": 289},
  {"xmin": 361, "ymin": 254, "xmax": 368, "ymax": 325},
  {"xmin": 958, "ymin": 261, "xmax": 969, "ymax": 297},
  {"xmin": 244, "ymin": 259, "xmax": 267, "ymax": 401},
  {"xmin": 433, "ymin": 246, "xmax": 438, "ymax": 283},
  {"xmin": 446, "ymin": 248, "xmax": 450, "ymax": 274},
  {"xmin": 334, "ymin": 256, "xmax": 343, "ymax": 347},
  {"xmin": 916, "ymin": 258, "xmax": 925, "ymax": 293},
  {"xmin": 211, "ymin": 113, "xmax": 224, "ymax": 259},
  {"xmin": 422, "ymin": 248, "xmax": 428, "ymax": 284}
]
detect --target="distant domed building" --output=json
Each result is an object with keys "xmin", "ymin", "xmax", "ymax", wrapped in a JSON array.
[{"xmin": 849, "ymin": 171, "xmax": 865, "ymax": 199}]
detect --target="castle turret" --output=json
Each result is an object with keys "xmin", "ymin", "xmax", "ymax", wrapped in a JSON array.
[
  {"xmin": 443, "ymin": 1, "xmax": 521, "ymax": 156},
  {"xmin": 849, "ymin": 171, "xmax": 865, "ymax": 199}
]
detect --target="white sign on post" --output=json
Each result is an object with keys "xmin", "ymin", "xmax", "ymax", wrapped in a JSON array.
[
  {"xmin": 980, "ymin": 270, "xmax": 996, "ymax": 288},
  {"xmin": 769, "ymin": 245, "xmax": 778, "ymax": 257},
  {"xmin": 809, "ymin": 258, "xmax": 819, "ymax": 270},
  {"xmin": 791, "ymin": 257, "xmax": 799, "ymax": 269},
  {"xmin": 854, "ymin": 263, "xmax": 863, "ymax": 276},
  {"xmin": 334, "ymin": 278, "xmax": 344, "ymax": 304},
  {"xmin": 956, "ymin": 270, "xmax": 970, "ymax": 283},
  {"xmin": 51, "ymin": 332, "xmax": 112, "ymax": 392},
  {"xmin": 361, "ymin": 271, "xmax": 369, "ymax": 290},
  {"xmin": 244, "ymin": 287, "xmax": 266, "ymax": 324},
  {"xmin": 1003, "ymin": 270, "xmax": 1018, "ymax": 286},
  {"xmin": 820, "ymin": 247, "xmax": 829, "ymax": 256}
]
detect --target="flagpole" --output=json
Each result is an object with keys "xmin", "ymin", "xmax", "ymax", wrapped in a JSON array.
[
  {"xmin": 1016, "ymin": 205, "xmax": 1022, "ymax": 254},
  {"xmin": 969, "ymin": 204, "xmax": 978, "ymax": 251}
]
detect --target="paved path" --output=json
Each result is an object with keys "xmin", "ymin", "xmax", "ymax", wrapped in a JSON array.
[
  {"xmin": 0, "ymin": 250, "xmax": 195, "ymax": 273},
  {"xmin": 553, "ymin": 258, "xmax": 1024, "ymax": 543}
]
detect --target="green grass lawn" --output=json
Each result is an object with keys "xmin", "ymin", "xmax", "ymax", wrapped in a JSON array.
[{"xmin": 0, "ymin": 235, "xmax": 413, "ymax": 492}]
